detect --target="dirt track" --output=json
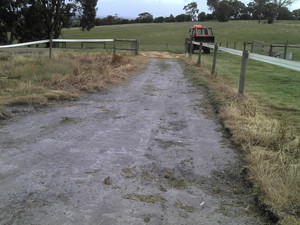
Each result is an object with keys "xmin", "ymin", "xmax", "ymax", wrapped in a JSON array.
[{"xmin": 0, "ymin": 58, "xmax": 269, "ymax": 225}]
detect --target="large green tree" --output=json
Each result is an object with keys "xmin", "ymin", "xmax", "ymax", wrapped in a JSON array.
[
  {"xmin": 207, "ymin": 0, "xmax": 245, "ymax": 21},
  {"xmin": 215, "ymin": 1, "xmax": 234, "ymax": 21},
  {"xmin": 247, "ymin": 0, "xmax": 294, "ymax": 23},
  {"xmin": 0, "ymin": 0, "xmax": 98, "ymax": 44},
  {"xmin": 277, "ymin": 6, "xmax": 293, "ymax": 19},
  {"xmin": 136, "ymin": 12, "xmax": 153, "ymax": 23},
  {"xmin": 207, "ymin": 0, "xmax": 219, "ymax": 11},
  {"xmin": 183, "ymin": 2, "xmax": 199, "ymax": 21},
  {"xmin": 0, "ymin": 0, "xmax": 25, "ymax": 44},
  {"xmin": 229, "ymin": 0, "xmax": 246, "ymax": 19},
  {"xmin": 270, "ymin": 0, "xmax": 295, "ymax": 22},
  {"xmin": 292, "ymin": 9, "xmax": 300, "ymax": 19},
  {"xmin": 165, "ymin": 14, "xmax": 175, "ymax": 22},
  {"xmin": 79, "ymin": 0, "xmax": 98, "ymax": 30},
  {"xmin": 247, "ymin": 0, "xmax": 265, "ymax": 23},
  {"xmin": 198, "ymin": 12, "xmax": 207, "ymax": 21}
]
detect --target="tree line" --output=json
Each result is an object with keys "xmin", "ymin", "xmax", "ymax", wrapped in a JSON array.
[
  {"xmin": 94, "ymin": 1, "xmax": 299, "ymax": 26},
  {"xmin": 207, "ymin": 0, "xmax": 298, "ymax": 23},
  {"xmin": 1, "ymin": 0, "xmax": 299, "ymax": 45},
  {"xmin": 0, "ymin": 0, "xmax": 98, "ymax": 44}
]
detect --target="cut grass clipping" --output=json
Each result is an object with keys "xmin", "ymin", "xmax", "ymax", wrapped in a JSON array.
[
  {"xmin": 0, "ymin": 52, "xmax": 143, "ymax": 118},
  {"xmin": 183, "ymin": 57, "xmax": 300, "ymax": 225}
]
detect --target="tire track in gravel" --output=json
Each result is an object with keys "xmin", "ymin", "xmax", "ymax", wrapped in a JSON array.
[{"xmin": 0, "ymin": 58, "xmax": 270, "ymax": 225}]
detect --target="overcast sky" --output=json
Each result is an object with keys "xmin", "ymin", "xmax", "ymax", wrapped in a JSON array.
[{"xmin": 96, "ymin": 0, "xmax": 300, "ymax": 19}]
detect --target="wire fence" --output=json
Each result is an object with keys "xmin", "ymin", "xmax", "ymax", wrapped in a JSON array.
[
  {"xmin": 189, "ymin": 41, "xmax": 300, "ymax": 95},
  {"xmin": 216, "ymin": 41, "xmax": 300, "ymax": 61}
]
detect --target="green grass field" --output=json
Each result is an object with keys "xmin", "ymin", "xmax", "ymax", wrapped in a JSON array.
[{"xmin": 61, "ymin": 21, "xmax": 300, "ymax": 58}]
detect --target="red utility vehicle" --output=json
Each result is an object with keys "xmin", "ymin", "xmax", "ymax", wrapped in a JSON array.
[{"xmin": 185, "ymin": 25, "xmax": 215, "ymax": 54}]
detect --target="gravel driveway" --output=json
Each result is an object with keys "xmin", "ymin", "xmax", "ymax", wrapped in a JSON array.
[{"xmin": 0, "ymin": 58, "xmax": 269, "ymax": 225}]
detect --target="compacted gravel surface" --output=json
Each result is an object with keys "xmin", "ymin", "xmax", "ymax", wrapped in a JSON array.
[{"xmin": 0, "ymin": 58, "xmax": 269, "ymax": 225}]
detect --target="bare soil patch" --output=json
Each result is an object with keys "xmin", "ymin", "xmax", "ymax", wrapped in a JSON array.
[{"xmin": 140, "ymin": 51, "xmax": 182, "ymax": 59}]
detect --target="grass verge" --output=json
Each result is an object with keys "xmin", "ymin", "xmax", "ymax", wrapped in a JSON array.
[
  {"xmin": 198, "ymin": 51, "xmax": 300, "ymax": 129},
  {"xmin": 182, "ymin": 56, "xmax": 300, "ymax": 225},
  {"xmin": 0, "ymin": 51, "xmax": 145, "ymax": 119}
]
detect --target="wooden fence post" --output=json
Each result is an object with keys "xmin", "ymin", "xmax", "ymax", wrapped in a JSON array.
[
  {"xmin": 135, "ymin": 39, "xmax": 139, "ymax": 55},
  {"xmin": 49, "ymin": 36, "xmax": 53, "ymax": 59},
  {"xmin": 49, "ymin": 18, "xmax": 54, "ymax": 59},
  {"xmin": 113, "ymin": 39, "xmax": 116, "ymax": 54},
  {"xmin": 243, "ymin": 42, "xmax": 246, "ymax": 50},
  {"xmin": 211, "ymin": 44, "xmax": 218, "ymax": 76},
  {"xmin": 269, "ymin": 44, "xmax": 273, "ymax": 56},
  {"xmin": 234, "ymin": 42, "xmax": 237, "ymax": 49},
  {"xmin": 197, "ymin": 42, "xmax": 203, "ymax": 66},
  {"xmin": 238, "ymin": 50, "xmax": 249, "ymax": 96},
  {"xmin": 284, "ymin": 41, "xmax": 288, "ymax": 59}
]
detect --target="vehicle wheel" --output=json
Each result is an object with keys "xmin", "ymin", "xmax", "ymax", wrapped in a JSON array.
[
  {"xmin": 203, "ymin": 47, "xmax": 210, "ymax": 54},
  {"xmin": 192, "ymin": 44, "xmax": 196, "ymax": 54}
]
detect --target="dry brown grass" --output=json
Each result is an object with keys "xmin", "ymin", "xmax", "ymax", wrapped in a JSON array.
[
  {"xmin": 183, "ymin": 57, "xmax": 300, "ymax": 225},
  {"xmin": 0, "ymin": 52, "xmax": 145, "ymax": 119},
  {"xmin": 43, "ymin": 53, "xmax": 139, "ymax": 92}
]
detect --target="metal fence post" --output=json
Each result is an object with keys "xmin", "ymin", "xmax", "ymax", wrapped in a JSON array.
[
  {"xmin": 238, "ymin": 50, "xmax": 249, "ymax": 96},
  {"xmin": 197, "ymin": 42, "xmax": 203, "ymax": 66},
  {"xmin": 211, "ymin": 44, "xmax": 218, "ymax": 76}
]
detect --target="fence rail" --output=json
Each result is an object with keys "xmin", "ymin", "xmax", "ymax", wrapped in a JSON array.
[
  {"xmin": 0, "ymin": 38, "xmax": 139, "ymax": 55},
  {"xmin": 201, "ymin": 42, "xmax": 300, "ymax": 72},
  {"xmin": 190, "ymin": 41, "xmax": 300, "ymax": 96},
  {"xmin": 216, "ymin": 41, "xmax": 300, "ymax": 60},
  {"xmin": 0, "ymin": 40, "xmax": 50, "ymax": 48}
]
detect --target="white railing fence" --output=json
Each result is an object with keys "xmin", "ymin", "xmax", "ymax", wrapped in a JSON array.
[
  {"xmin": 0, "ymin": 38, "xmax": 139, "ymax": 56},
  {"xmin": 188, "ymin": 41, "xmax": 300, "ymax": 96}
]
